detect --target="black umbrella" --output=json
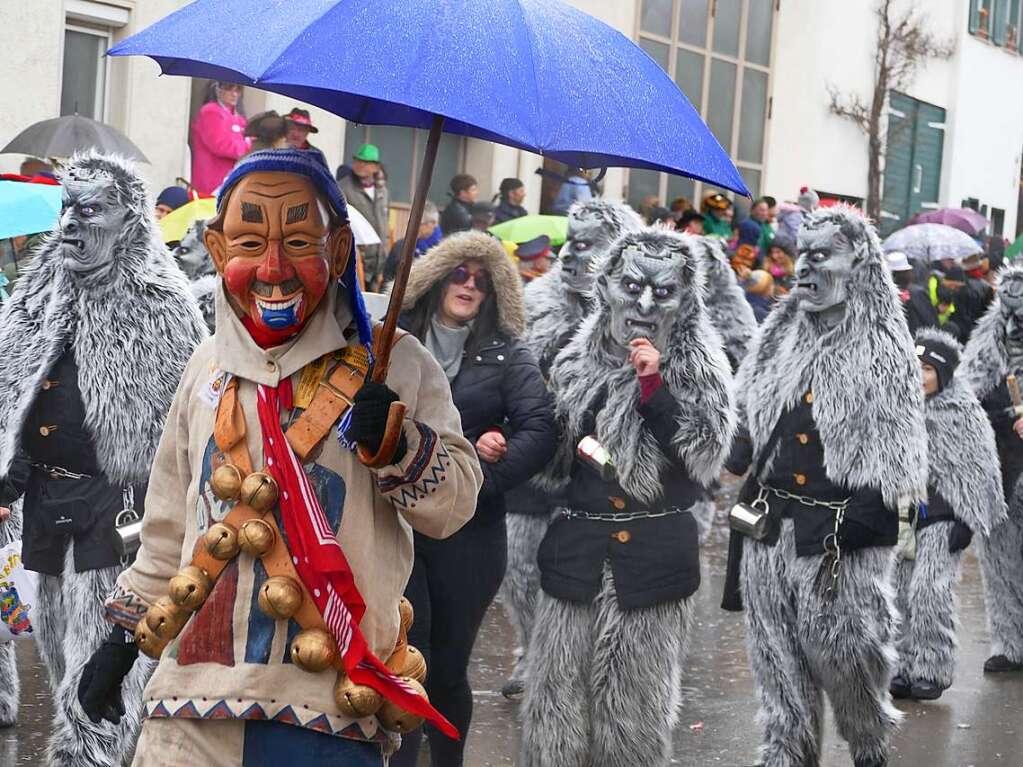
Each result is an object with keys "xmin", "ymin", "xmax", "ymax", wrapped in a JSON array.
[{"xmin": 1, "ymin": 114, "xmax": 148, "ymax": 163}]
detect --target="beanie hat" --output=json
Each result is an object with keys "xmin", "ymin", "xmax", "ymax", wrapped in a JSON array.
[
  {"xmin": 157, "ymin": 185, "xmax": 190, "ymax": 211},
  {"xmin": 770, "ymin": 232, "xmax": 797, "ymax": 260},
  {"xmin": 914, "ymin": 328, "xmax": 961, "ymax": 393},
  {"xmin": 798, "ymin": 186, "xmax": 819, "ymax": 212},
  {"xmin": 217, "ymin": 148, "xmax": 372, "ymax": 349}
]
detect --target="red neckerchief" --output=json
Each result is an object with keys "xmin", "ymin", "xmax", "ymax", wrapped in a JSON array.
[{"xmin": 255, "ymin": 383, "xmax": 458, "ymax": 739}]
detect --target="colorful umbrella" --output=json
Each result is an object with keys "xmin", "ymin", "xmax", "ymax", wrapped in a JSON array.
[
  {"xmin": 909, "ymin": 207, "xmax": 989, "ymax": 236},
  {"xmin": 489, "ymin": 214, "xmax": 568, "ymax": 246},
  {"xmin": 1, "ymin": 114, "xmax": 148, "ymax": 163},
  {"xmin": 0, "ymin": 178, "xmax": 62, "ymax": 240},
  {"xmin": 882, "ymin": 223, "xmax": 983, "ymax": 263},
  {"xmin": 159, "ymin": 197, "xmax": 216, "ymax": 243}
]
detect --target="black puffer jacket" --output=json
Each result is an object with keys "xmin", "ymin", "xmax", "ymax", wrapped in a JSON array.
[
  {"xmin": 449, "ymin": 334, "xmax": 556, "ymax": 525},
  {"xmin": 399, "ymin": 231, "xmax": 558, "ymax": 528}
]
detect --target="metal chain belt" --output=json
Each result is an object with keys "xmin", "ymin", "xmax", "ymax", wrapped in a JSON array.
[
  {"xmin": 31, "ymin": 461, "xmax": 92, "ymax": 480},
  {"xmin": 559, "ymin": 506, "xmax": 688, "ymax": 522},
  {"xmin": 764, "ymin": 484, "xmax": 849, "ymax": 512}
]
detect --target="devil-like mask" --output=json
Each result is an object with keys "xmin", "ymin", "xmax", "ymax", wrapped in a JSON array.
[
  {"xmin": 793, "ymin": 221, "xmax": 858, "ymax": 314},
  {"xmin": 204, "ymin": 171, "xmax": 351, "ymax": 338},
  {"xmin": 560, "ymin": 209, "xmax": 621, "ymax": 294},
  {"xmin": 598, "ymin": 235, "xmax": 687, "ymax": 351},
  {"xmin": 59, "ymin": 171, "xmax": 125, "ymax": 278}
]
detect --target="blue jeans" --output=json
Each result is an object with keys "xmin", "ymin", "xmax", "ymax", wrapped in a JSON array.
[{"xmin": 242, "ymin": 721, "xmax": 384, "ymax": 766}]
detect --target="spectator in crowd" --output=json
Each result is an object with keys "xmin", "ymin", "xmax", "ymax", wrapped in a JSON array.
[
  {"xmin": 669, "ymin": 195, "xmax": 693, "ymax": 222},
  {"xmin": 189, "ymin": 81, "xmax": 250, "ymax": 196},
  {"xmin": 743, "ymin": 269, "xmax": 775, "ymax": 323},
  {"xmin": 886, "ymin": 250, "xmax": 939, "ymax": 336},
  {"xmin": 798, "ymin": 185, "xmax": 820, "ymax": 212},
  {"xmin": 678, "ymin": 208, "xmax": 705, "ymax": 235},
  {"xmin": 648, "ymin": 206, "xmax": 675, "ymax": 228},
  {"xmin": 382, "ymin": 200, "xmax": 443, "ymax": 285},
  {"xmin": 493, "ymin": 177, "xmax": 528, "ymax": 224},
  {"xmin": 514, "ymin": 235, "xmax": 553, "ymax": 283},
  {"xmin": 154, "ymin": 185, "xmax": 190, "ymax": 220},
  {"xmin": 636, "ymin": 193, "xmax": 662, "ymax": 223},
  {"xmin": 738, "ymin": 197, "xmax": 774, "ymax": 253},
  {"xmin": 764, "ymin": 232, "xmax": 797, "ymax": 296},
  {"xmin": 702, "ymin": 192, "xmax": 734, "ymax": 239},
  {"xmin": 958, "ymin": 252, "xmax": 996, "ymax": 338},
  {"xmin": 763, "ymin": 194, "xmax": 779, "ymax": 223},
  {"xmin": 242, "ymin": 110, "xmax": 287, "ymax": 154},
  {"xmin": 393, "ymin": 231, "xmax": 556, "ymax": 767},
  {"xmin": 550, "ymin": 167, "xmax": 594, "ymax": 215},
  {"xmin": 470, "ymin": 201, "xmax": 496, "ymax": 231},
  {"xmin": 338, "ymin": 143, "xmax": 389, "ymax": 286},
  {"xmin": 19, "ymin": 157, "xmax": 54, "ymax": 179},
  {"xmin": 284, "ymin": 107, "xmax": 328, "ymax": 167},
  {"xmin": 441, "ymin": 173, "xmax": 480, "ymax": 236},
  {"xmin": 928, "ymin": 262, "xmax": 967, "ymax": 342}
]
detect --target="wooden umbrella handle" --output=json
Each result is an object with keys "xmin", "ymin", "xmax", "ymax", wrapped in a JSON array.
[
  {"xmin": 356, "ymin": 402, "xmax": 408, "ymax": 468},
  {"xmin": 369, "ymin": 114, "xmax": 445, "ymax": 384}
]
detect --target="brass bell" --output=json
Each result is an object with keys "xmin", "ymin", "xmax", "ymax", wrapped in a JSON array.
[
  {"xmin": 399, "ymin": 646, "xmax": 427, "ymax": 683},
  {"xmin": 334, "ymin": 674, "xmax": 383, "ymax": 718},
  {"xmin": 377, "ymin": 677, "xmax": 428, "ymax": 733},
  {"xmin": 257, "ymin": 576, "xmax": 303, "ymax": 620},
  {"xmin": 168, "ymin": 565, "xmax": 213, "ymax": 611},
  {"xmin": 398, "ymin": 596, "xmax": 414, "ymax": 635},
  {"xmin": 290, "ymin": 627, "xmax": 338, "ymax": 673},
  {"xmin": 238, "ymin": 518, "xmax": 276, "ymax": 557},
  {"xmin": 240, "ymin": 471, "xmax": 280, "ymax": 513},
  {"xmin": 144, "ymin": 596, "xmax": 190, "ymax": 640},
  {"xmin": 134, "ymin": 620, "xmax": 169, "ymax": 660},
  {"xmin": 210, "ymin": 463, "xmax": 243, "ymax": 501},
  {"xmin": 203, "ymin": 522, "xmax": 240, "ymax": 560}
]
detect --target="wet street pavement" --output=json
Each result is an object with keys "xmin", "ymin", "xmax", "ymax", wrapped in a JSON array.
[{"xmin": 5, "ymin": 477, "xmax": 1023, "ymax": 765}]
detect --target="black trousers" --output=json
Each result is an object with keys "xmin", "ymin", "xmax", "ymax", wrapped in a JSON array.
[{"xmin": 391, "ymin": 516, "xmax": 508, "ymax": 767}]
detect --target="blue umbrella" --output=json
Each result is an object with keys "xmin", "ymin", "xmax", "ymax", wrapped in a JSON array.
[
  {"xmin": 108, "ymin": 0, "xmax": 748, "ymax": 388},
  {"xmin": 0, "ymin": 180, "xmax": 62, "ymax": 240}
]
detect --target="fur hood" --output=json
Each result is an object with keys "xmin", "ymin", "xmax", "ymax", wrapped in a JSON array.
[
  {"xmin": 960, "ymin": 263, "xmax": 1023, "ymax": 399},
  {"xmin": 399, "ymin": 230, "xmax": 525, "ymax": 337},
  {"xmin": 736, "ymin": 206, "xmax": 928, "ymax": 507},
  {"xmin": 0, "ymin": 152, "xmax": 208, "ymax": 485},
  {"xmin": 546, "ymin": 229, "xmax": 736, "ymax": 501},
  {"xmin": 917, "ymin": 328, "xmax": 1007, "ymax": 535},
  {"xmin": 689, "ymin": 235, "xmax": 756, "ymax": 366}
]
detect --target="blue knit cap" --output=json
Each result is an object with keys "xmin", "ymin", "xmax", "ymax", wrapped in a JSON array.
[{"xmin": 217, "ymin": 149, "xmax": 373, "ymax": 348}]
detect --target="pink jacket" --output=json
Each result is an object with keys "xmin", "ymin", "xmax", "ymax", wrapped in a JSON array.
[{"xmin": 189, "ymin": 101, "xmax": 250, "ymax": 196}]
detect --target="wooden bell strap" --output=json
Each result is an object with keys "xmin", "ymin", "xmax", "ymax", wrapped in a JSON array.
[
  {"xmin": 189, "ymin": 502, "xmax": 264, "ymax": 582},
  {"xmin": 286, "ymin": 354, "xmax": 368, "ymax": 462},
  {"xmin": 215, "ymin": 377, "xmax": 254, "ymax": 476}
]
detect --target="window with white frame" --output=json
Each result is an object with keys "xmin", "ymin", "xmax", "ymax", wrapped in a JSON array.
[
  {"xmin": 61, "ymin": 24, "xmax": 112, "ymax": 120},
  {"xmin": 633, "ymin": 0, "xmax": 775, "ymax": 209},
  {"xmin": 970, "ymin": 0, "xmax": 1022, "ymax": 51}
]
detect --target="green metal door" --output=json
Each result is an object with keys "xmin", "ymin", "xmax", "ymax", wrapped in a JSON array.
[{"xmin": 880, "ymin": 92, "xmax": 946, "ymax": 236}]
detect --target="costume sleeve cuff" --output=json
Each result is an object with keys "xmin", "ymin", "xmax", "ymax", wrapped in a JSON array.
[
  {"xmin": 376, "ymin": 421, "xmax": 451, "ymax": 509},
  {"xmin": 639, "ymin": 372, "xmax": 664, "ymax": 405},
  {"xmin": 103, "ymin": 583, "xmax": 151, "ymax": 632}
]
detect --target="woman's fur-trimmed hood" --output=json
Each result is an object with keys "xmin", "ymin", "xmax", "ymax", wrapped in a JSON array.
[
  {"xmin": 399, "ymin": 230, "xmax": 525, "ymax": 337},
  {"xmin": 917, "ymin": 328, "xmax": 1007, "ymax": 536},
  {"xmin": 0, "ymin": 152, "xmax": 207, "ymax": 485},
  {"xmin": 547, "ymin": 228, "xmax": 736, "ymax": 502},
  {"xmin": 736, "ymin": 206, "xmax": 928, "ymax": 507}
]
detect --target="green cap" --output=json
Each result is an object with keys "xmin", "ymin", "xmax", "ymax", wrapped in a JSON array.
[{"xmin": 353, "ymin": 143, "xmax": 380, "ymax": 163}]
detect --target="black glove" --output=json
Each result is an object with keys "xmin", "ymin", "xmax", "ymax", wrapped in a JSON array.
[
  {"xmin": 77, "ymin": 624, "xmax": 139, "ymax": 725},
  {"xmin": 347, "ymin": 382, "xmax": 408, "ymax": 464},
  {"xmin": 948, "ymin": 520, "xmax": 974, "ymax": 553}
]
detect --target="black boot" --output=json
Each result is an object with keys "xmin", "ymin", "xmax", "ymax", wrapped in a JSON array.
[
  {"xmin": 984, "ymin": 654, "xmax": 1023, "ymax": 673},
  {"xmin": 853, "ymin": 759, "xmax": 886, "ymax": 767},
  {"xmin": 909, "ymin": 680, "xmax": 944, "ymax": 700},
  {"xmin": 889, "ymin": 674, "xmax": 911, "ymax": 699}
]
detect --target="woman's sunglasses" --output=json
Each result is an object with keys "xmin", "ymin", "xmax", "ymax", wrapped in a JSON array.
[{"xmin": 449, "ymin": 263, "xmax": 490, "ymax": 293}]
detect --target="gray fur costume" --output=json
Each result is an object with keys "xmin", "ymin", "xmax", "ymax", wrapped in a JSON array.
[
  {"xmin": 687, "ymin": 235, "xmax": 757, "ymax": 541},
  {"xmin": 0, "ymin": 152, "xmax": 206, "ymax": 766},
  {"xmin": 960, "ymin": 262, "xmax": 1023, "ymax": 668},
  {"xmin": 520, "ymin": 229, "xmax": 735, "ymax": 767},
  {"xmin": 172, "ymin": 219, "xmax": 217, "ymax": 333},
  {"xmin": 502, "ymin": 200, "xmax": 641, "ymax": 694},
  {"xmin": 893, "ymin": 328, "xmax": 1005, "ymax": 692},
  {"xmin": 733, "ymin": 207, "xmax": 927, "ymax": 767}
]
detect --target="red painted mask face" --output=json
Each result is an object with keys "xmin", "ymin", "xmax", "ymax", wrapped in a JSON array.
[{"xmin": 205, "ymin": 172, "xmax": 351, "ymax": 339}]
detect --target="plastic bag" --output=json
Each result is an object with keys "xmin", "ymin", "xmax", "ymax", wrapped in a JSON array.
[{"xmin": 0, "ymin": 539, "xmax": 37, "ymax": 641}]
